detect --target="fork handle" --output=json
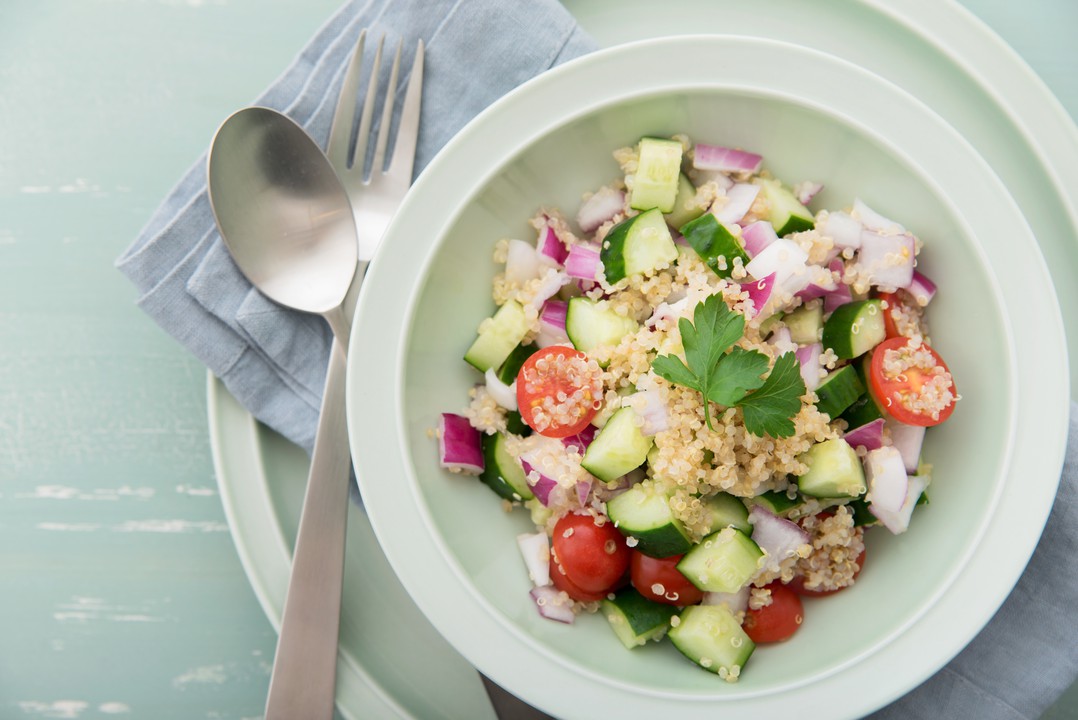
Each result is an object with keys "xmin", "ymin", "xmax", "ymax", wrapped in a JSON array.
[{"xmin": 264, "ymin": 339, "xmax": 350, "ymax": 720}]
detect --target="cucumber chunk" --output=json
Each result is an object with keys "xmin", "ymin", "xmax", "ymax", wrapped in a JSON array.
[
  {"xmin": 840, "ymin": 393, "xmax": 884, "ymax": 429},
  {"xmin": 679, "ymin": 212, "xmax": 749, "ymax": 279},
  {"xmin": 602, "ymin": 588, "xmax": 678, "ymax": 649},
  {"xmin": 676, "ymin": 527, "xmax": 763, "ymax": 593},
  {"xmin": 582, "ymin": 407, "xmax": 654, "ymax": 483},
  {"xmin": 497, "ymin": 342, "xmax": 538, "ymax": 385},
  {"xmin": 796, "ymin": 438, "xmax": 867, "ymax": 498},
  {"xmin": 757, "ymin": 178, "xmax": 814, "ymax": 236},
  {"xmin": 565, "ymin": 297, "xmax": 640, "ymax": 360},
  {"xmin": 478, "ymin": 433, "xmax": 533, "ymax": 501},
  {"xmin": 784, "ymin": 303, "xmax": 823, "ymax": 344},
  {"xmin": 664, "ymin": 173, "xmax": 706, "ymax": 230},
  {"xmin": 464, "ymin": 300, "xmax": 531, "ymax": 372},
  {"xmin": 630, "ymin": 137, "xmax": 683, "ymax": 213},
  {"xmin": 815, "ymin": 365, "xmax": 865, "ymax": 419},
  {"xmin": 606, "ymin": 483, "xmax": 693, "ymax": 558},
  {"xmin": 668, "ymin": 604, "xmax": 755, "ymax": 676},
  {"xmin": 752, "ymin": 490, "xmax": 802, "ymax": 516},
  {"xmin": 822, "ymin": 299, "xmax": 886, "ymax": 360},
  {"xmin": 600, "ymin": 208, "xmax": 679, "ymax": 284},
  {"xmin": 703, "ymin": 493, "xmax": 753, "ymax": 534}
]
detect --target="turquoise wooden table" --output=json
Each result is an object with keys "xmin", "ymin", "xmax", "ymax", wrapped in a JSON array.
[{"xmin": 2, "ymin": 1, "xmax": 1075, "ymax": 718}]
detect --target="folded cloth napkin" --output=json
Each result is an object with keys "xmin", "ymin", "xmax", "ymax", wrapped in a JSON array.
[{"xmin": 116, "ymin": 0, "xmax": 1078, "ymax": 717}]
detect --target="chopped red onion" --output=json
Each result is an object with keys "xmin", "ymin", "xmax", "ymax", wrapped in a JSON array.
[
  {"xmin": 536, "ymin": 300, "xmax": 570, "ymax": 348},
  {"xmin": 843, "ymin": 418, "xmax": 885, "ymax": 451},
  {"xmin": 871, "ymin": 475, "xmax": 926, "ymax": 535},
  {"xmin": 741, "ymin": 220, "xmax": 778, "ymax": 258},
  {"xmin": 865, "ymin": 446, "xmax": 908, "ymax": 514},
  {"xmin": 623, "ymin": 390, "xmax": 669, "ymax": 436},
  {"xmin": 561, "ymin": 425, "xmax": 597, "ymax": 455},
  {"xmin": 576, "ymin": 187, "xmax": 625, "ymax": 233},
  {"xmin": 823, "ymin": 281, "xmax": 853, "ymax": 314},
  {"xmin": 886, "ymin": 419, "xmax": 925, "ymax": 474},
  {"xmin": 769, "ymin": 326, "xmax": 797, "ymax": 354},
  {"xmin": 565, "ymin": 242, "xmax": 601, "ymax": 280},
  {"xmin": 438, "ymin": 413, "xmax": 483, "ymax": 474},
  {"xmin": 794, "ymin": 180, "xmax": 823, "ymax": 205},
  {"xmin": 532, "ymin": 270, "xmax": 569, "ymax": 307},
  {"xmin": 576, "ymin": 480, "xmax": 592, "ymax": 506},
  {"xmin": 517, "ymin": 532, "xmax": 551, "ymax": 587},
  {"xmin": 646, "ymin": 297, "xmax": 689, "ymax": 328},
  {"xmin": 536, "ymin": 222, "xmax": 568, "ymax": 266},
  {"xmin": 853, "ymin": 198, "xmax": 906, "ymax": 234},
  {"xmin": 745, "ymin": 238, "xmax": 809, "ymax": 287},
  {"xmin": 795, "ymin": 342, "xmax": 822, "ymax": 391},
  {"xmin": 904, "ymin": 269, "xmax": 937, "ymax": 306},
  {"xmin": 857, "ymin": 230, "xmax": 916, "ymax": 289},
  {"xmin": 713, "ymin": 183, "xmax": 760, "ymax": 224},
  {"xmin": 483, "ymin": 368, "xmax": 518, "ymax": 412},
  {"xmin": 702, "ymin": 586, "xmax": 750, "ymax": 613},
  {"xmin": 795, "ymin": 266, "xmax": 838, "ymax": 301},
  {"xmin": 821, "ymin": 211, "xmax": 863, "ymax": 250},
  {"xmin": 520, "ymin": 458, "xmax": 559, "ymax": 506},
  {"xmin": 749, "ymin": 505, "xmax": 810, "ymax": 575},
  {"xmin": 744, "ymin": 272, "xmax": 775, "ymax": 319},
  {"xmin": 693, "ymin": 143, "xmax": 763, "ymax": 174},
  {"xmin": 530, "ymin": 585, "xmax": 576, "ymax": 624}
]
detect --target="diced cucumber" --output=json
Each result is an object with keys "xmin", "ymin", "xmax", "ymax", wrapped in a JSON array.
[
  {"xmin": 630, "ymin": 137, "xmax": 683, "ymax": 213},
  {"xmin": 478, "ymin": 433, "xmax": 533, "ymax": 502},
  {"xmin": 606, "ymin": 483, "xmax": 693, "ymax": 558},
  {"xmin": 504, "ymin": 410, "xmax": 531, "ymax": 437},
  {"xmin": 784, "ymin": 303, "xmax": 823, "ymax": 344},
  {"xmin": 796, "ymin": 438, "xmax": 867, "ymax": 498},
  {"xmin": 601, "ymin": 587, "xmax": 678, "ymax": 649},
  {"xmin": 464, "ymin": 300, "xmax": 530, "ymax": 372},
  {"xmin": 757, "ymin": 177, "xmax": 814, "ymax": 236},
  {"xmin": 600, "ymin": 208, "xmax": 679, "ymax": 284},
  {"xmin": 664, "ymin": 173, "xmax": 706, "ymax": 230},
  {"xmin": 582, "ymin": 407, "xmax": 654, "ymax": 483},
  {"xmin": 565, "ymin": 297, "xmax": 640, "ymax": 360},
  {"xmin": 676, "ymin": 528, "xmax": 763, "ymax": 593},
  {"xmin": 752, "ymin": 490, "xmax": 802, "ymax": 516},
  {"xmin": 840, "ymin": 393, "xmax": 884, "ymax": 429},
  {"xmin": 815, "ymin": 365, "xmax": 865, "ymax": 419},
  {"xmin": 668, "ymin": 604, "xmax": 755, "ymax": 676},
  {"xmin": 847, "ymin": 498, "xmax": 880, "ymax": 527},
  {"xmin": 497, "ymin": 342, "xmax": 538, "ymax": 385},
  {"xmin": 703, "ymin": 493, "xmax": 752, "ymax": 534},
  {"xmin": 822, "ymin": 299, "xmax": 886, "ymax": 360},
  {"xmin": 679, "ymin": 212, "xmax": 749, "ymax": 279}
]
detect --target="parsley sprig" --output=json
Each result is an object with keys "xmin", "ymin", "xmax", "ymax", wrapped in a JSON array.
[{"xmin": 651, "ymin": 294, "xmax": 806, "ymax": 438}]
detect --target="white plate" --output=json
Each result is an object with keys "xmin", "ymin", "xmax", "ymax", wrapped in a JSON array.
[
  {"xmin": 210, "ymin": 2, "xmax": 1077, "ymax": 718},
  {"xmin": 348, "ymin": 35, "xmax": 1067, "ymax": 720}
]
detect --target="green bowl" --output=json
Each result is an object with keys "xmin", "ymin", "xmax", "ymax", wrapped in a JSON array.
[{"xmin": 347, "ymin": 35, "xmax": 1068, "ymax": 719}]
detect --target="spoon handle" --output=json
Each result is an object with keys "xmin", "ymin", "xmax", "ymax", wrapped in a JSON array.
[{"xmin": 264, "ymin": 339, "xmax": 350, "ymax": 720}]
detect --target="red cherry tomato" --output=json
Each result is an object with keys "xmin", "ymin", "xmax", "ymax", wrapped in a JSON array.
[
  {"xmin": 868, "ymin": 336, "xmax": 957, "ymax": 427},
  {"xmin": 515, "ymin": 346, "xmax": 602, "ymax": 438},
  {"xmin": 875, "ymin": 290, "xmax": 924, "ymax": 340},
  {"xmin": 629, "ymin": 551, "xmax": 704, "ymax": 606},
  {"xmin": 550, "ymin": 513, "xmax": 629, "ymax": 598},
  {"xmin": 549, "ymin": 556, "xmax": 608, "ymax": 602},
  {"xmin": 787, "ymin": 547, "xmax": 867, "ymax": 597},
  {"xmin": 742, "ymin": 583, "xmax": 804, "ymax": 643}
]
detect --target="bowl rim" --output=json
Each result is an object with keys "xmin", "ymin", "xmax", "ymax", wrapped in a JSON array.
[{"xmin": 348, "ymin": 34, "xmax": 1068, "ymax": 720}]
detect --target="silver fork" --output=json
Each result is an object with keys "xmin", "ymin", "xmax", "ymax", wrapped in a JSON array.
[{"xmin": 262, "ymin": 30, "xmax": 423, "ymax": 720}]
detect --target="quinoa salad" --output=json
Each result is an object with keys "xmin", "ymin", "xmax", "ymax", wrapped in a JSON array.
[{"xmin": 436, "ymin": 134, "xmax": 959, "ymax": 680}]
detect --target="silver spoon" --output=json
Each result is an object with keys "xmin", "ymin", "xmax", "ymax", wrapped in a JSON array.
[{"xmin": 207, "ymin": 106, "xmax": 355, "ymax": 719}]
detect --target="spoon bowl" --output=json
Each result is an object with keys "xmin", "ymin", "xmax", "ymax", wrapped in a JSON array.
[{"xmin": 207, "ymin": 106, "xmax": 357, "ymax": 341}]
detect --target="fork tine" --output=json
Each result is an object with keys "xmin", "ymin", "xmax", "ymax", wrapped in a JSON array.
[
  {"xmin": 369, "ymin": 39, "xmax": 402, "ymax": 177},
  {"xmin": 326, "ymin": 29, "xmax": 366, "ymax": 169},
  {"xmin": 351, "ymin": 35, "xmax": 385, "ymax": 171},
  {"xmin": 387, "ymin": 39, "xmax": 424, "ymax": 182}
]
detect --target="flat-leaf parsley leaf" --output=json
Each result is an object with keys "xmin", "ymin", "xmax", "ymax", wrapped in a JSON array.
[{"xmin": 651, "ymin": 294, "xmax": 806, "ymax": 437}]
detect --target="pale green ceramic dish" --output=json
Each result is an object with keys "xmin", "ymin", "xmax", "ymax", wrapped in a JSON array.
[{"xmin": 349, "ymin": 36, "xmax": 1066, "ymax": 719}]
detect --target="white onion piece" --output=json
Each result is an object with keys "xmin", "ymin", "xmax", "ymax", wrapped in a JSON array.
[
  {"xmin": 745, "ymin": 238, "xmax": 809, "ymax": 287},
  {"xmin": 843, "ymin": 418, "xmax": 885, "ymax": 451},
  {"xmin": 646, "ymin": 296, "xmax": 690, "ymax": 328},
  {"xmin": 794, "ymin": 180, "xmax": 823, "ymax": 205},
  {"xmin": 516, "ymin": 532, "xmax": 551, "ymax": 587},
  {"xmin": 483, "ymin": 368, "xmax": 518, "ymax": 412},
  {"xmin": 904, "ymin": 269, "xmax": 937, "ymax": 306},
  {"xmin": 741, "ymin": 220, "xmax": 778, "ymax": 258},
  {"xmin": 536, "ymin": 221, "xmax": 568, "ymax": 265},
  {"xmin": 749, "ymin": 505, "xmax": 810, "ymax": 575},
  {"xmin": 769, "ymin": 326, "xmax": 797, "ymax": 355},
  {"xmin": 822, "ymin": 210, "xmax": 863, "ymax": 250},
  {"xmin": 565, "ymin": 242, "xmax": 601, "ymax": 280},
  {"xmin": 505, "ymin": 238, "xmax": 555, "ymax": 285},
  {"xmin": 694, "ymin": 143, "xmax": 763, "ymax": 173},
  {"xmin": 623, "ymin": 390, "xmax": 669, "ymax": 436},
  {"xmin": 856, "ymin": 230, "xmax": 916, "ymax": 289},
  {"xmin": 853, "ymin": 198, "xmax": 906, "ymax": 233},
  {"xmin": 744, "ymin": 272, "xmax": 775, "ymax": 319},
  {"xmin": 795, "ymin": 343, "xmax": 822, "ymax": 391},
  {"xmin": 871, "ymin": 475, "xmax": 926, "ymax": 535},
  {"xmin": 865, "ymin": 446, "xmax": 908, "ymax": 513},
  {"xmin": 702, "ymin": 586, "xmax": 750, "ymax": 614},
  {"xmin": 438, "ymin": 413, "xmax": 483, "ymax": 474},
  {"xmin": 576, "ymin": 187, "xmax": 625, "ymax": 233},
  {"xmin": 887, "ymin": 419, "xmax": 926, "ymax": 474},
  {"xmin": 576, "ymin": 480, "xmax": 592, "ymax": 506},
  {"xmin": 530, "ymin": 585, "xmax": 575, "ymax": 624},
  {"xmin": 712, "ymin": 183, "xmax": 760, "ymax": 224},
  {"xmin": 532, "ymin": 270, "xmax": 570, "ymax": 307}
]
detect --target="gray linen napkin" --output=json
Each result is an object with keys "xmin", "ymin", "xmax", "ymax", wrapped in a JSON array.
[{"xmin": 115, "ymin": 0, "xmax": 1078, "ymax": 717}]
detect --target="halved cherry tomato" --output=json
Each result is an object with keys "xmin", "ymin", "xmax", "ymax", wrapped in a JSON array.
[
  {"xmin": 629, "ymin": 551, "xmax": 704, "ymax": 606},
  {"xmin": 515, "ymin": 346, "xmax": 603, "ymax": 438},
  {"xmin": 742, "ymin": 583, "xmax": 804, "ymax": 643},
  {"xmin": 549, "ymin": 556, "xmax": 608, "ymax": 602},
  {"xmin": 787, "ymin": 547, "xmax": 867, "ymax": 597},
  {"xmin": 868, "ymin": 336, "xmax": 957, "ymax": 427},
  {"xmin": 550, "ymin": 513, "xmax": 629, "ymax": 600}
]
